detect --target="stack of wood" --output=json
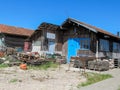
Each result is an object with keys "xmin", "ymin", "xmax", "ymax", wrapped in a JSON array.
[
  {"xmin": 18, "ymin": 52, "xmax": 50, "ymax": 65},
  {"xmin": 88, "ymin": 60, "xmax": 109, "ymax": 71},
  {"xmin": 5, "ymin": 48, "xmax": 17, "ymax": 55},
  {"xmin": 18, "ymin": 52, "xmax": 39, "ymax": 61},
  {"xmin": 72, "ymin": 56, "xmax": 96, "ymax": 68}
]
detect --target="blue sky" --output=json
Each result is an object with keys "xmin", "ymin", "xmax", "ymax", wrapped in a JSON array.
[{"xmin": 0, "ymin": 0, "xmax": 120, "ymax": 35}]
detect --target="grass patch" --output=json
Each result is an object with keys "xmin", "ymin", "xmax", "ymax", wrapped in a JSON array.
[
  {"xmin": 0, "ymin": 64, "xmax": 9, "ymax": 68},
  {"xmin": 9, "ymin": 78, "xmax": 18, "ymax": 83},
  {"xmin": 28, "ymin": 61, "xmax": 58, "ymax": 70},
  {"xmin": 78, "ymin": 73, "xmax": 112, "ymax": 88},
  {"xmin": 118, "ymin": 86, "xmax": 120, "ymax": 90}
]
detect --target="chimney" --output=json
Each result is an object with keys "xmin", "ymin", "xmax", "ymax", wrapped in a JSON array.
[{"xmin": 117, "ymin": 32, "xmax": 119, "ymax": 37}]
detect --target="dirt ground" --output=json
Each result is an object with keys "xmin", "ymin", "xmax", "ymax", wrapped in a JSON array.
[{"xmin": 0, "ymin": 64, "xmax": 86, "ymax": 90}]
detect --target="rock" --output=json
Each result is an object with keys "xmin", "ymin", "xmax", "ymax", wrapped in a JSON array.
[
  {"xmin": 4, "ymin": 61, "xmax": 10, "ymax": 64},
  {"xmin": 0, "ymin": 59, "xmax": 4, "ymax": 64},
  {"xmin": 1, "ymin": 57, "xmax": 6, "ymax": 60},
  {"xmin": 109, "ymin": 59, "xmax": 114, "ymax": 69}
]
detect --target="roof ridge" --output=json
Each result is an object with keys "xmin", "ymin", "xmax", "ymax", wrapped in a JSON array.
[
  {"xmin": 65, "ymin": 18, "xmax": 119, "ymax": 38},
  {"xmin": 0, "ymin": 24, "xmax": 33, "ymax": 31},
  {"xmin": 0, "ymin": 24, "xmax": 34, "ymax": 36}
]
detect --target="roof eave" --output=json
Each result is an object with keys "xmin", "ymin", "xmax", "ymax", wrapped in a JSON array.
[
  {"xmin": 61, "ymin": 18, "xmax": 97, "ymax": 33},
  {"xmin": 1, "ymin": 32, "xmax": 30, "ymax": 37}
]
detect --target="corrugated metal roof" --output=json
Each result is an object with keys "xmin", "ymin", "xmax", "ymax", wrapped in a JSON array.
[{"xmin": 0, "ymin": 24, "xmax": 34, "ymax": 36}]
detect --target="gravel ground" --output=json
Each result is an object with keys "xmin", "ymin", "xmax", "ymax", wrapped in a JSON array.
[
  {"xmin": 0, "ymin": 64, "xmax": 120, "ymax": 90},
  {"xmin": 0, "ymin": 65, "xmax": 86, "ymax": 90}
]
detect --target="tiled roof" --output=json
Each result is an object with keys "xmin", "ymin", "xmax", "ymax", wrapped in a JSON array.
[
  {"xmin": 0, "ymin": 24, "xmax": 34, "ymax": 36},
  {"xmin": 62, "ymin": 18, "xmax": 120, "ymax": 39}
]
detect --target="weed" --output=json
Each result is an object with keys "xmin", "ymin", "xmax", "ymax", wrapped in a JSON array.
[
  {"xmin": 77, "ymin": 73, "xmax": 112, "ymax": 88},
  {"xmin": 28, "ymin": 61, "xmax": 58, "ymax": 70},
  {"xmin": 9, "ymin": 78, "xmax": 18, "ymax": 83},
  {"xmin": 117, "ymin": 85, "xmax": 120, "ymax": 90},
  {"xmin": 0, "ymin": 64, "xmax": 9, "ymax": 68}
]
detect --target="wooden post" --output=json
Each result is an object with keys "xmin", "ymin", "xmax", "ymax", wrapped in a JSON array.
[{"xmin": 96, "ymin": 40, "xmax": 99, "ymax": 60}]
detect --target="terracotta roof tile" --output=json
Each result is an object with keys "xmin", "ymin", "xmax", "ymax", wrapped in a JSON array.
[{"xmin": 0, "ymin": 24, "xmax": 34, "ymax": 36}]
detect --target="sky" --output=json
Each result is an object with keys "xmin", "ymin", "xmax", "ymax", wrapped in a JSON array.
[{"xmin": 0, "ymin": 0, "xmax": 120, "ymax": 35}]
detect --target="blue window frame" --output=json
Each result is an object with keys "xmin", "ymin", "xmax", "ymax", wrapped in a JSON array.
[
  {"xmin": 80, "ymin": 38, "xmax": 90, "ymax": 50},
  {"xmin": 99, "ymin": 39, "xmax": 109, "ymax": 51},
  {"xmin": 113, "ymin": 42, "xmax": 120, "ymax": 52}
]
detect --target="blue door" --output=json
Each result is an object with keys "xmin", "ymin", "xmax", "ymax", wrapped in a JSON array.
[{"xmin": 67, "ymin": 38, "xmax": 80, "ymax": 63}]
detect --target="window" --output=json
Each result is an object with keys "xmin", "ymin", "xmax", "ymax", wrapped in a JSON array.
[
  {"xmin": 113, "ymin": 42, "xmax": 120, "ymax": 52},
  {"xmin": 99, "ymin": 39, "xmax": 109, "ymax": 51},
  {"xmin": 80, "ymin": 38, "xmax": 90, "ymax": 50}
]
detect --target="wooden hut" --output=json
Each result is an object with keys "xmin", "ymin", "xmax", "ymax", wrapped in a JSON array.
[
  {"xmin": 60, "ymin": 18, "xmax": 120, "ymax": 63},
  {"xmin": 29, "ymin": 22, "xmax": 59, "ymax": 55},
  {"xmin": 29, "ymin": 18, "xmax": 120, "ymax": 63},
  {"xmin": 0, "ymin": 24, "xmax": 34, "ymax": 52}
]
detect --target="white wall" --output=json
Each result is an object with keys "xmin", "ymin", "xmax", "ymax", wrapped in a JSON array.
[{"xmin": 31, "ymin": 37, "xmax": 42, "ymax": 54}]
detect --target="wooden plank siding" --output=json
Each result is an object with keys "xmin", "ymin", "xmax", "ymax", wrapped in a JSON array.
[
  {"xmin": 29, "ymin": 23, "xmax": 59, "ymax": 55},
  {"xmin": 4, "ymin": 34, "xmax": 28, "ymax": 48},
  {"xmin": 28, "ymin": 18, "xmax": 120, "ymax": 61},
  {"xmin": 60, "ymin": 25, "xmax": 97, "ymax": 57},
  {"xmin": 97, "ymin": 32, "xmax": 120, "ymax": 59}
]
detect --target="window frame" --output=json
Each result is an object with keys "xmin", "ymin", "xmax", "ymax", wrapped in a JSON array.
[
  {"xmin": 113, "ymin": 42, "xmax": 120, "ymax": 53},
  {"xmin": 99, "ymin": 39, "xmax": 109, "ymax": 51},
  {"xmin": 80, "ymin": 38, "xmax": 90, "ymax": 50}
]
